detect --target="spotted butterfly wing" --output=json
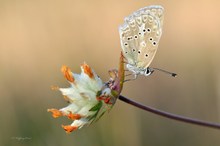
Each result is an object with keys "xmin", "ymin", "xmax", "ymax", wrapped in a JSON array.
[{"xmin": 119, "ymin": 5, "xmax": 164, "ymax": 74}]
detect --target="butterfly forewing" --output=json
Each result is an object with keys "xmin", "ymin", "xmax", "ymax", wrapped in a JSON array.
[{"xmin": 119, "ymin": 5, "xmax": 164, "ymax": 69}]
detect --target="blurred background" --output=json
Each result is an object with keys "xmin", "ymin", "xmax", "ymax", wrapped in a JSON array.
[{"xmin": 1, "ymin": 0, "xmax": 220, "ymax": 145}]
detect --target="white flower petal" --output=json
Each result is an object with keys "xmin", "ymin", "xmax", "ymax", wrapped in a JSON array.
[
  {"xmin": 71, "ymin": 118, "xmax": 89, "ymax": 129},
  {"xmin": 59, "ymin": 87, "xmax": 81, "ymax": 100},
  {"xmin": 60, "ymin": 104, "xmax": 80, "ymax": 114}
]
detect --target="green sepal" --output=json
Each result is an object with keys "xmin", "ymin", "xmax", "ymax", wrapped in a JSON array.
[
  {"xmin": 89, "ymin": 101, "xmax": 102, "ymax": 111},
  {"xmin": 96, "ymin": 90, "xmax": 102, "ymax": 97}
]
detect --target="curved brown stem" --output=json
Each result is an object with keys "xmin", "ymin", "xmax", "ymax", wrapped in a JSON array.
[{"xmin": 119, "ymin": 95, "xmax": 220, "ymax": 130}]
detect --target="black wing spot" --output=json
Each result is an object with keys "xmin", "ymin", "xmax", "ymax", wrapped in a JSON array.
[
  {"xmin": 138, "ymin": 50, "xmax": 141, "ymax": 54},
  {"xmin": 147, "ymin": 28, "xmax": 151, "ymax": 32},
  {"xmin": 138, "ymin": 32, "xmax": 141, "ymax": 36},
  {"xmin": 127, "ymin": 36, "xmax": 133, "ymax": 41},
  {"xmin": 124, "ymin": 42, "xmax": 128, "ymax": 46},
  {"xmin": 143, "ymin": 29, "xmax": 146, "ymax": 32},
  {"xmin": 149, "ymin": 37, "xmax": 153, "ymax": 41},
  {"xmin": 153, "ymin": 41, "xmax": 157, "ymax": 46},
  {"xmin": 145, "ymin": 54, "xmax": 148, "ymax": 57},
  {"xmin": 134, "ymin": 35, "xmax": 138, "ymax": 39},
  {"xmin": 125, "ymin": 51, "xmax": 128, "ymax": 54},
  {"xmin": 132, "ymin": 49, "xmax": 136, "ymax": 52}
]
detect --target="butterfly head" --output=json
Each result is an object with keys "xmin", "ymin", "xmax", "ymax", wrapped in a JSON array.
[{"xmin": 144, "ymin": 67, "xmax": 154, "ymax": 76}]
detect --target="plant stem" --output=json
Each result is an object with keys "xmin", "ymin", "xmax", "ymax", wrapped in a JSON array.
[{"xmin": 119, "ymin": 95, "xmax": 220, "ymax": 130}]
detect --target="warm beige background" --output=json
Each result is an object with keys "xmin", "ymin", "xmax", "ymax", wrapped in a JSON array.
[{"xmin": 1, "ymin": 0, "xmax": 220, "ymax": 145}]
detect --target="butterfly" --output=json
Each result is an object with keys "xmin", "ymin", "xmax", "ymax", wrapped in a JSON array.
[{"xmin": 119, "ymin": 5, "xmax": 176, "ymax": 79}]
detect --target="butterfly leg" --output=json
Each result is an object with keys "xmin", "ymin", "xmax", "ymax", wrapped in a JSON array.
[
  {"xmin": 125, "ymin": 73, "xmax": 133, "ymax": 77},
  {"xmin": 124, "ymin": 74, "xmax": 138, "ymax": 82}
]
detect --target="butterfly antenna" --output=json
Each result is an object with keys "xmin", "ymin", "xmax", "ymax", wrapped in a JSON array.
[{"xmin": 151, "ymin": 67, "xmax": 177, "ymax": 77}]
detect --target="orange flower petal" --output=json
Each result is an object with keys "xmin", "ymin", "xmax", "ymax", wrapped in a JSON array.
[
  {"xmin": 47, "ymin": 108, "xmax": 63, "ymax": 118},
  {"xmin": 67, "ymin": 112, "xmax": 81, "ymax": 120},
  {"xmin": 61, "ymin": 65, "xmax": 74, "ymax": 82},
  {"xmin": 82, "ymin": 63, "xmax": 94, "ymax": 78},
  {"xmin": 62, "ymin": 125, "xmax": 78, "ymax": 133}
]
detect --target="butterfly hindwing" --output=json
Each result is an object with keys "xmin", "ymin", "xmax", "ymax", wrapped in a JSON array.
[
  {"xmin": 119, "ymin": 5, "xmax": 164, "ymax": 70},
  {"xmin": 119, "ymin": 16, "xmax": 139, "ymax": 65}
]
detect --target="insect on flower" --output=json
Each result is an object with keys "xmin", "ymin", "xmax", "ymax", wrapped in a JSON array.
[{"xmin": 119, "ymin": 5, "xmax": 176, "ymax": 79}]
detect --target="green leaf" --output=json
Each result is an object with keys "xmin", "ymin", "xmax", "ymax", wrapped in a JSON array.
[{"xmin": 89, "ymin": 101, "xmax": 102, "ymax": 111}]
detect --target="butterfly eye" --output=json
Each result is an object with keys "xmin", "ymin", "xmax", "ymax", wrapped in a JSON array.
[
  {"xmin": 145, "ymin": 68, "xmax": 151, "ymax": 74},
  {"xmin": 144, "ymin": 68, "xmax": 153, "ymax": 76}
]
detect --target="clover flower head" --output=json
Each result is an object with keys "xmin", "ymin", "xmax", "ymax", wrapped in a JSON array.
[{"xmin": 48, "ymin": 59, "xmax": 124, "ymax": 133}]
